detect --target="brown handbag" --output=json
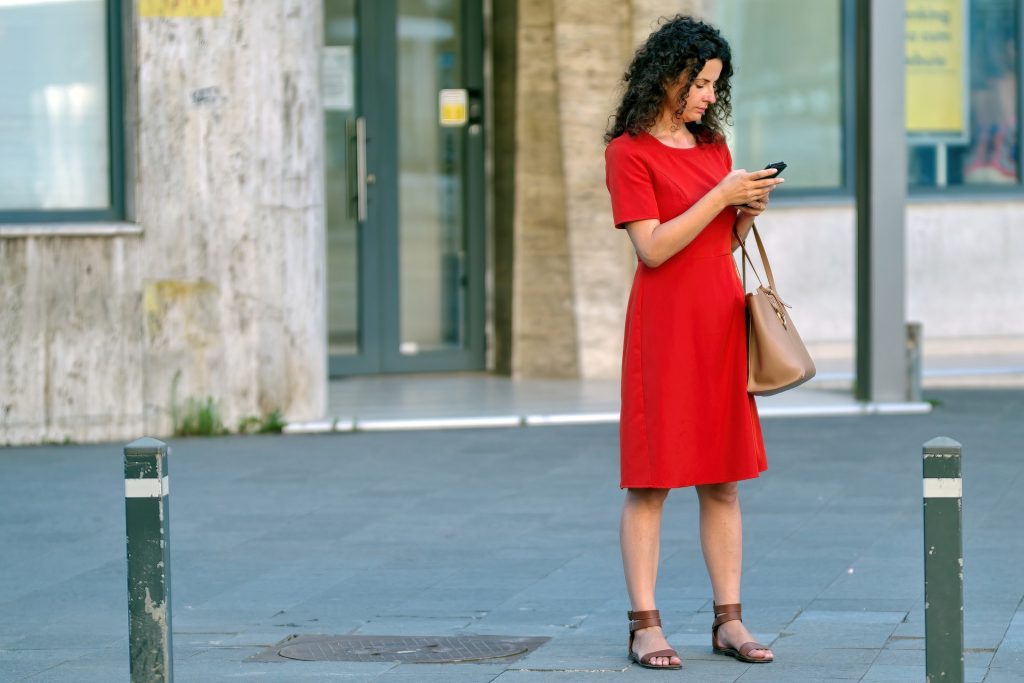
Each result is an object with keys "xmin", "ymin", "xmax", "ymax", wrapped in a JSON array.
[{"xmin": 734, "ymin": 223, "xmax": 816, "ymax": 396}]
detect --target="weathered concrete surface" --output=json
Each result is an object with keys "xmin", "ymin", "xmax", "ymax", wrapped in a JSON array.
[
  {"xmin": 0, "ymin": 236, "xmax": 145, "ymax": 444},
  {"xmin": 552, "ymin": 0, "xmax": 635, "ymax": 380},
  {"xmin": 134, "ymin": 2, "xmax": 326, "ymax": 435},
  {"xmin": 512, "ymin": 0, "xmax": 580, "ymax": 378},
  {"xmin": 1, "ymin": 3, "xmax": 326, "ymax": 445}
]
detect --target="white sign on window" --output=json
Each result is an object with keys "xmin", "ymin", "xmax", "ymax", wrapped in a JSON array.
[{"xmin": 322, "ymin": 46, "xmax": 354, "ymax": 111}]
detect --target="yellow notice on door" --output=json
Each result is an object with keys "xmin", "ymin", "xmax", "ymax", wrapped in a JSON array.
[
  {"xmin": 140, "ymin": 0, "xmax": 224, "ymax": 18},
  {"xmin": 906, "ymin": 0, "xmax": 966, "ymax": 139},
  {"xmin": 439, "ymin": 89, "xmax": 468, "ymax": 127}
]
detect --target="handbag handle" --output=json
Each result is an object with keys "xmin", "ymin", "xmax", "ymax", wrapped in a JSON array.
[{"xmin": 733, "ymin": 222, "xmax": 778, "ymax": 294}]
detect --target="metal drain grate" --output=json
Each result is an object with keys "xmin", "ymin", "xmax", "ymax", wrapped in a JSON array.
[{"xmin": 247, "ymin": 634, "xmax": 549, "ymax": 664}]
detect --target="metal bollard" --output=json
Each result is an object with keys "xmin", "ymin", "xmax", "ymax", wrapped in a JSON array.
[
  {"xmin": 124, "ymin": 437, "xmax": 174, "ymax": 682},
  {"xmin": 923, "ymin": 437, "xmax": 963, "ymax": 683}
]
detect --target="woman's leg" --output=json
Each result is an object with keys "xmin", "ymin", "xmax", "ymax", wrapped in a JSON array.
[
  {"xmin": 695, "ymin": 482, "xmax": 773, "ymax": 660},
  {"xmin": 620, "ymin": 487, "xmax": 680, "ymax": 667}
]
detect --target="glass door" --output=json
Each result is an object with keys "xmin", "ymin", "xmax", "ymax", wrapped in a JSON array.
[
  {"xmin": 324, "ymin": 0, "xmax": 374, "ymax": 370},
  {"xmin": 325, "ymin": 0, "xmax": 485, "ymax": 375}
]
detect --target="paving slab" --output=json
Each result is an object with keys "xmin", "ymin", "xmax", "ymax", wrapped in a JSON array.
[{"xmin": 1, "ymin": 389, "xmax": 1023, "ymax": 682}]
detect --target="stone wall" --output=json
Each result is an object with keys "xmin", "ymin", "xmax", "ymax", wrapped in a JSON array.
[
  {"xmin": 0, "ymin": 3, "xmax": 325, "ymax": 445},
  {"xmin": 0, "ymin": 235, "xmax": 146, "ymax": 444},
  {"xmin": 510, "ymin": 0, "xmax": 580, "ymax": 378}
]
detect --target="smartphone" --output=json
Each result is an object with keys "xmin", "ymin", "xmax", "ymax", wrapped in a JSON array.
[{"xmin": 741, "ymin": 161, "xmax": 787, "ymax": 209}]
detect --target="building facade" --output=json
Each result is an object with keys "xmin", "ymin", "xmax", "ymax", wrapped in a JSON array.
[{"xmin": 1, "ymin": 0, "xmax": 1022, "ymax": 445}]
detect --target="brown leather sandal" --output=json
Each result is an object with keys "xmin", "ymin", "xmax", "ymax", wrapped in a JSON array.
[
  {"xmin": 711, "ymin": 603, "xmax": 773, "ymax": 664},
  {"xmin": 627, "ymin": 609, "xmax": 682, "ymax": 670}
]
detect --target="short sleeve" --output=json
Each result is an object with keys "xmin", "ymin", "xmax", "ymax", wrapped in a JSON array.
[
  {"xmin": 721, "ymin": 141, "xmax": 733, "ymax": 171},
  {"xmin": 605, "ymin": 137, "xmax": 659, "ymax": 229}
]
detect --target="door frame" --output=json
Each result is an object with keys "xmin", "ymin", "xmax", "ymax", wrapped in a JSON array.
[{"xmin": 328, "ymin": 0, "xmax": 486, "ymax": 376}]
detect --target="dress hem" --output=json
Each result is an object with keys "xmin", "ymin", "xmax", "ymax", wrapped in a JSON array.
[{"xmin": 620, "ymin": 466, "xmax": 766, "ymax": 490}]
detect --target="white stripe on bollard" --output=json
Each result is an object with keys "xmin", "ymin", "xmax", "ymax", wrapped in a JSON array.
[
  {"xmin": 125, "ymin": 476, "xmax": 170, "ymax": 498},
  {"xmin": 923, "ymin": 478, "xmax": 962, "ymax": 498}
]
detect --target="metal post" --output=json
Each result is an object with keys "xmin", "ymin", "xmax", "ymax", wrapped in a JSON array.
[
  {"xmin": 923, "ymin": 437, "xmax": 963, "ymax": 683},
  {"xmin": 124, "ymin": 437, "xmax": 173, "ymax": 683},
  {"xmin": 854, "ymin": 0, "xmax": 909, "ymax": 401},
  {"xmin": 907, "ymin": 322, "xmax": 923, "ymax": 403}
]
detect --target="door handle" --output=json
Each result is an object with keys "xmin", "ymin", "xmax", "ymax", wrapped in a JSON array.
[{"xmin": 355, "ymin": 116, "xmax": 368, "ymax": 222}]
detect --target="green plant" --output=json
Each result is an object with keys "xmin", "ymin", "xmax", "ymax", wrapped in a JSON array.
[
  {"xmin": 174, "ymin": 396, "xmax": 228, "ymax": 437},
  {"xmin": 237, "ymin": 409, "xmax": 287, "ymax": 435},
  {"xmin": 259, "ymin": 409, "xmax": 287, "ymax": 433}
]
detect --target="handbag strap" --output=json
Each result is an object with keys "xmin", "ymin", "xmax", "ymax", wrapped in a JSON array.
[{"xmin": 733, "ymin": 222, "xmax": 777, "ymax": 293}]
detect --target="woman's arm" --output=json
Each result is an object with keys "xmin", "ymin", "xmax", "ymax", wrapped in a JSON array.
[
  {"xmin": 624, "ymin": 188, "xmax": 730, "ymax": 268},
  {"xmin": 730, "ymin": 190, "xmax": 776, "ymax": 250},
  {"xmin": 731, "ymin": 211, "xmax": 756, "ymax": 251},
  {"xmin": 625, "ymin": 169, "xmax": 782, "ymax": 268}
]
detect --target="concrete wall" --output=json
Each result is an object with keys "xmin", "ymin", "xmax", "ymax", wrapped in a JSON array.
[
  {"xmin": 0, "ymin": 235, "xmax": 146, "ymax": 443},
  {"xmin": 0, "ymin": 3, "xmax": 326, "ymax": 445},
  {"xmin": 758, "ymin": 202, "xmax": 1024, "ymax": 343},
  {"xmin": 510, "ymin": 0, "xmax": 581, "ymax": 378}
]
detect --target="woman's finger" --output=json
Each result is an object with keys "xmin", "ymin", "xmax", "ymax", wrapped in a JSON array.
[{"xmin": 753, "ymin": 177, "xmax": 784, "ymax": 189}]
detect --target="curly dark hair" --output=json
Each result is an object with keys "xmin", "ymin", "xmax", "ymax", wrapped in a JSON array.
[{"xmin": 605, "ymin": 15, "xmax": 733, "ymax": 145}]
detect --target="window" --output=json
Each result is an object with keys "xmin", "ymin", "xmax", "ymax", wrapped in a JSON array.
[
  {"xmin": 908, "ymin": 0, "xmax": 1019, "ymax": 188},
  {"xmin": 0, "ymin": 0, "xmax": 122, "ymax": 221},
  {"xmin": 713, "ymin": 0, "xmax": 845, "ymax": 192}
]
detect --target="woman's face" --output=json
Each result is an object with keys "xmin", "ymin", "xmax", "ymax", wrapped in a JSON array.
[{"xmin": 667, "ymin": 58, "xmax": 723, "ymax": 123}]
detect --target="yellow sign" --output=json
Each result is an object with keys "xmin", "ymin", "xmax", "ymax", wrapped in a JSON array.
[
  {"xmin": 439, "ymin": 89, "xmax": 468, "ymax": 127},
  {"xmin": 139, "ymin": 0, "xmax": 223, "ymax": 18},
  {"xmin": 906, "ymin": 0, "xmax": 966, "ymax": 138}
]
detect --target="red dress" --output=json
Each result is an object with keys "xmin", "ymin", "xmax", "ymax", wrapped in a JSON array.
[{"xmin": 605, "ymin": 131, "xmax": 767, "ymax": 489}]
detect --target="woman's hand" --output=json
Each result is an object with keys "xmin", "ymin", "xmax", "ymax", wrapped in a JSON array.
[
  {"xmin": 714, "ymin": 168, "xmax": 784, "ymax": 208},
  {"xmin": 738, "ymin": 195, "xmax": 769, "ymax": 217}
]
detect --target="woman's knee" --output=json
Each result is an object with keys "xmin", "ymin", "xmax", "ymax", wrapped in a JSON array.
[{"xmin": 697, "ymin": 482, "xmax": 738, "ymax": 505}]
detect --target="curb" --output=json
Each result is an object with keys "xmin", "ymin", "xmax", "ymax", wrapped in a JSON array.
[{"xmin": 281, "ymin": 402, "xmax": 933, "ymax": 435}]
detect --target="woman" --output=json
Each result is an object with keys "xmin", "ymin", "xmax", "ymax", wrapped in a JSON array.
[{"xmin": 604, "ymin": 16, "xmax": 783, "ymax": 670}]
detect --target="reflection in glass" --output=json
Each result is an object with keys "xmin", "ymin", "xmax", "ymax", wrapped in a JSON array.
[
  {"xmin": 0, "ymin": 0, "xmax": 110, "ymax": 210},
  {"xmin": 324, "ymin": 0, "xmax": 360, "ymax": 355},
  {"xmin": 397, "ymin": 0, "xmax": 465, "ymax": 354},
  {"xmin": 714, "ymin": 0, "xmax": 843, "ymax": 190},
  {"xmin": 909, "ymin": 0, "xmax": 1019, "ymax": 187}
]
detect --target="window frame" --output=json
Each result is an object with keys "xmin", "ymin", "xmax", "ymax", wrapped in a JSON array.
[{"xmin": 0, "ymin": 0, "xmax": 125, "ymax": 224}]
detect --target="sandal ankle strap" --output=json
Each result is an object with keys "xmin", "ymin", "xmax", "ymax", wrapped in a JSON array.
[
  {"xmin": 712, "ymin": 603, "xmax": 743, "ymax": 630},
  {"xmin": 628, "ymin": 609, "xmax": 662, "ymax": 632}
]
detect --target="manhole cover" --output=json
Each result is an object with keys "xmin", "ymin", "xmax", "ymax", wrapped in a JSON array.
[{"xmin": 247, "ymin": 634, "xmax": 549, "ymax": 664}]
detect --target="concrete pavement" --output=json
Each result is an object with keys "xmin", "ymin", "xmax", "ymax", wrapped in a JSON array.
[{"xmin": 1, "ymin": 389, "xmax": 1023, "ymax": 681}]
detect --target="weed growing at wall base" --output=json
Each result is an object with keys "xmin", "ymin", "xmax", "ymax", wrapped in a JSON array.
[
  {"xmin": 173, "ymin": 396, "xmax": 228, "ymax": 437},
  {"xmin": 237, "ymin": 409, "xmax": 287, "ymax": 434}
]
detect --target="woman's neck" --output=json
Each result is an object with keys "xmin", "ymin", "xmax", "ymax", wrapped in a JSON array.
[{"xmin": 648, "ymin": 115, "xmax": 697, "ymax": 148}]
